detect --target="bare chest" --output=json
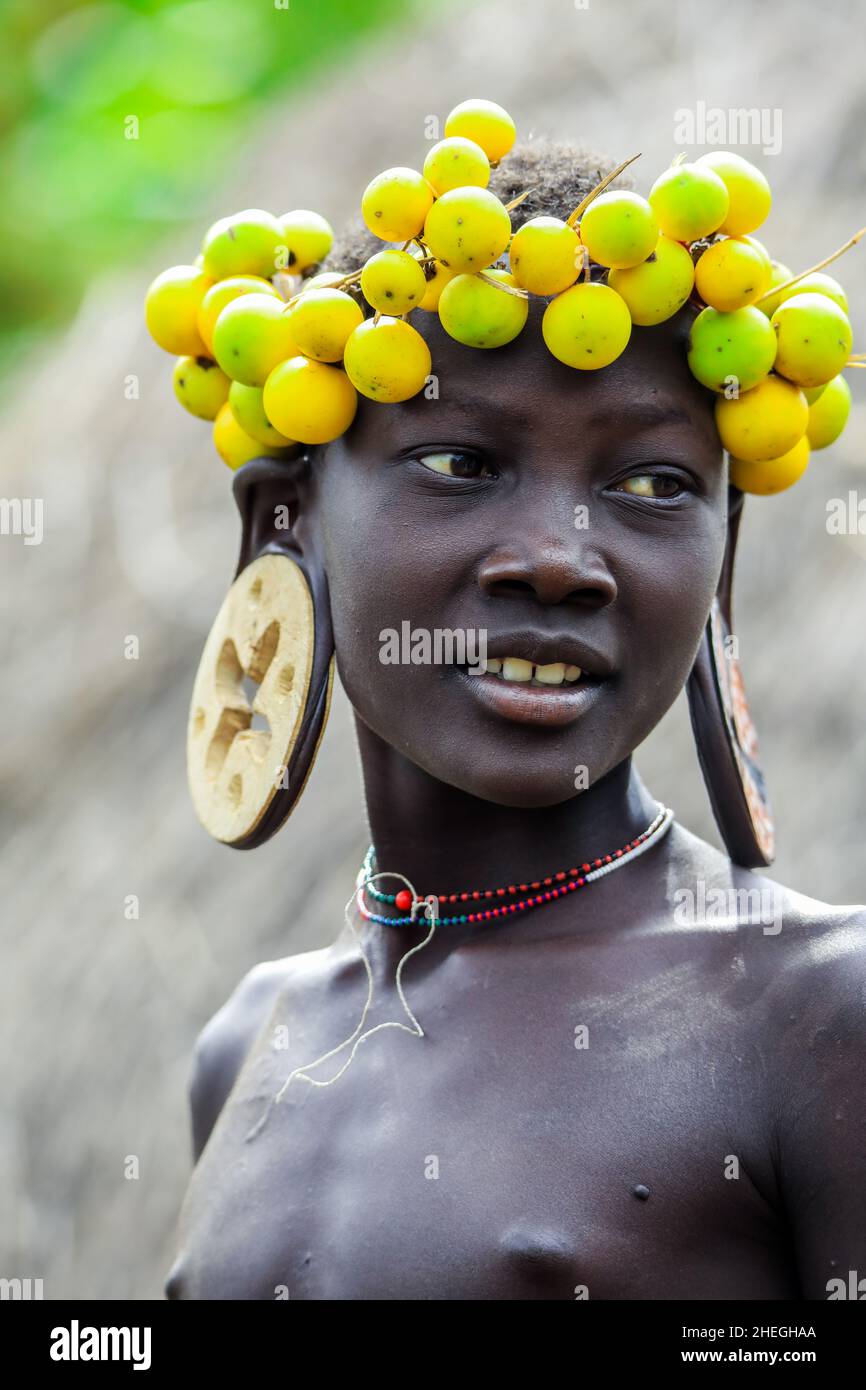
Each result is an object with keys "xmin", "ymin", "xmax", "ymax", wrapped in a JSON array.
[{"xmin": 167, "ymin": 961, "xmax": 794, "ymax": 1300}]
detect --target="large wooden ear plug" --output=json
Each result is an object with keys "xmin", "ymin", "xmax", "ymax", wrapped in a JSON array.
[{"xmin": 187, "ymin": 552, "xmax": 325, "ymax": 846}]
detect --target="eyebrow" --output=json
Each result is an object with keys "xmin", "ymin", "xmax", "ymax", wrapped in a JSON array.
[
  {"xmin": 587, "ymin": 401, "xmax": 693, "ymax": 431},
  {"xmin": 404, "ymin": 388, "xmax": 693, "ymax": 435}
]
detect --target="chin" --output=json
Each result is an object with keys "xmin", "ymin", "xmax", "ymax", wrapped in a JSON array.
[{"xmin": 412, "ymin": 749, "xmax": 598, "ymax": 809}]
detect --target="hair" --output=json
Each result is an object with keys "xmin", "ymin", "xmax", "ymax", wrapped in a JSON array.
[{"xmin": 318, "ymin": 137, "xmax": 633, "ymax": 283}]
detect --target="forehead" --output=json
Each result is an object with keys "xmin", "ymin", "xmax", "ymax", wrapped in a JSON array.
[{"xmin": 344, "ymin": 300, "xmax": 720, "ymax": 455}]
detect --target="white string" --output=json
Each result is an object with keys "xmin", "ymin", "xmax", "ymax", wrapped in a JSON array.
[
  {"xmin": 583, "ymin": 806, "xmax": 674, "ymax": 881},
  {"xmin": 273, "ymin": 874, "xmax": 438, "ymax": 1102},
  {"xmin": 273, "ymin": 805, "xmax": 674, "ymax": 1102}
]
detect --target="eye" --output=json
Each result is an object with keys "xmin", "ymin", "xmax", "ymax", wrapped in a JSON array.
[
  {"xmin": 417, "ymin": 451, "xmax": 495, "ymax": 479},
  {"xmin": 614, "ymin": 472, "xmax": 688, "ymax": 499}
]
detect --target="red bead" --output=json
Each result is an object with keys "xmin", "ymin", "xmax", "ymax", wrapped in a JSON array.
[{"xmin": 395, "ymin": 890, "xmax": 413, "ymax": 911}]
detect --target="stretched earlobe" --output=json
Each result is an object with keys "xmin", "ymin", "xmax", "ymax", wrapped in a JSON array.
[
  {"xmin": 685, "ymin": 486, "xmax": 775, "ymax": 867},
  {"xmin": 186, "ymin": 455, "xmax": 335, "ymax": 849}
]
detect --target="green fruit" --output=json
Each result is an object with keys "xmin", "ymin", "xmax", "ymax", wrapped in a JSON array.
[
  {"xmin": 212, "ymin": 293, "xmax": 297, "ymax": 387},
  {"xmin": 687, "ymin": 305, "xmax": 777, "ymax": 393},
  {"xmin": 437, "ymin": 271, "xmax": 528, "ymax": 348},
  {"xmin": 202, "ymin": 209, "xmax": 286, "ymax": 280}
]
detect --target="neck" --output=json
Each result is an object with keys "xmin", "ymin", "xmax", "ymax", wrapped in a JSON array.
[{"xmin": 355, "ymin": 718, "xmax": 659, "ymax": 896}]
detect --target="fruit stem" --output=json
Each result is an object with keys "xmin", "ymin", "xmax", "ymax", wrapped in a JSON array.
[
  {"xmin": 504, "ymin": 188, "xmax": 535, "ymax": 213},
  {"xmin": 566, "ymin": 153, "xmax": 641, "ymax": 228},
  {"xmin": 755, "ymin": 225, "xmax": 866, "ymax": 305},
  {"xmin": 477, "ymin": 269, "xmax": 529, "ymax": 297}
]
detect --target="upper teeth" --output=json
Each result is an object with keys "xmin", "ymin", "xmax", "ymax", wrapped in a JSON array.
[{"xmin": 471, "ymin": 658, "xmax": 583, "ymax": 685}]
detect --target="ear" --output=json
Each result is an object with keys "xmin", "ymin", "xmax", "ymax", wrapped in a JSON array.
[
  {"xmin": 187, "ymin": 455, "xmax": 335, "ymax": 851},
  {"xmin": 232, "ymin": 452, "xmax": 313, "ymax": 572},
  {"xmin": 685, "ymin": 484, "xmax": 776, "ymax": 868},
  {"xmin": 715, "ymin": 483, "xmax": 745, "ymax": 625}
]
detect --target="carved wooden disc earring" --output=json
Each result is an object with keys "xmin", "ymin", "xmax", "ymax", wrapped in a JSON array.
[{"xmin": 187, "ymin": 552, "xmax": 333, "ymax": 847}]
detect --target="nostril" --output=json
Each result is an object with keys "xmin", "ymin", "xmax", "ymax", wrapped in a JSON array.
[
  {"xmin": 567, "ymin": 586, "xmax": 612, "ymax": 607},
  {"xmin": 485, "ymin": 578, "xmax": 537, "ymax": 598}
]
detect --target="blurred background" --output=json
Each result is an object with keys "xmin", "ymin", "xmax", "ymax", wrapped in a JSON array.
[{"xmin": 2, "ymin": 0, "xmax": 865, "ymax": 1299}]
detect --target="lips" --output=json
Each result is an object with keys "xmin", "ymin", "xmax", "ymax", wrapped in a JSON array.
[{"xmin": 455, "ymin": 631, "xmax": 613, "ymax": 728}]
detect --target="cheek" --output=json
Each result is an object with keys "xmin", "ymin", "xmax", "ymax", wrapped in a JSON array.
[
  {"xmin": 613, "ymin": 522, "xmax": 726, "ymax": 701},
  {"xmin": 317, "ymin": 468, "xmax": 449, "ymax": 714}
]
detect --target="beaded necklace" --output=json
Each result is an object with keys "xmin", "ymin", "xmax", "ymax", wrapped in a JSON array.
[{"xmin": 356, "ymin": 805, "xmax": 674, "ymax": 927}]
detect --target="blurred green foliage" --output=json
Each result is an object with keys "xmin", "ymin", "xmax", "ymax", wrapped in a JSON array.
[{"xmin": 0, "ymin": 0, "xmax": 412, "ymax": 372}]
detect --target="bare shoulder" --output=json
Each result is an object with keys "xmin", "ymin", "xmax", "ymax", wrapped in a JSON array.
[
  {"xmin": 664, "ymin": 820, "xmax": 866, "ymax": 1029},
  {"xmin": 188, "ymin": 946, "xmax": 330, "ymax": 1162}
]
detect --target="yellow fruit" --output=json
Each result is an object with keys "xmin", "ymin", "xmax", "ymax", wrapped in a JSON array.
[
  {"xmin": 444, "ymin": 98, "xmax": 516, "ymax": 163},
  {"xmin": 211, "ymin": 293, "xmax": 298, "ymax": 387},
  {"xmin": 343, "ymin": 317, "xmax": 432, "ymax": 402},
  {"xmin": 649, "ymin": 163, "xmax": 729, "ymax": 242},
  {"xmin": 696, "ymin": 152, "xmax": 772, "ymax": 237},
  {"xmin": 438, "ymin": 270, "xmax": 528, "ymax": 348},
  {"xmin": 729, "ymin": 437, "xmax": 810, "ymax": 494},
  {"xmin": 173, "ymin": 355, "xmax": 231, "ymax": 420},
  {"xmin": 509, "ymin": 216, "xmax": 581, "ymax": 296},
  {"xmin": 361, "ymin": 168, "xmax": 434, "ymax": 242},
  {"xmin": 287, "ymin": 288, "xmax": 364, "ymax": 362},
  {"xmin": 758, "ymin": 260, "xmax": 794, "ymax": 318},
  {"xmin": 197, "ymin": 276, "xmax": 279, "ymax": 354},
  {"xmin": 578, "ymin": 191, "xmax": 658, "ymax": 270},
  {"xmin": 423, "ymin": 186, "xmax": 511, "ymax": 273},
  {"xmin": 772, "ymin": 271, "xmax": 849, "ymax": 315},
  {"xmin": 542, "ymin": 282, "xmax": 632, "ymax": 370},
  {"xmin": 263, "ymin": 357, "xmax": 357, "ymax": 444},
  {"xmin": 806, "ymin": 373, "xmax": 852, "ymax": 449},
  {"xmin": 608, "ymin": 235, "xmax": 695, "ymax": 325},
  {"xmin": 416, "ymin": 258, "xmax": 459, "ymax": 311},
  {"xmin": 360, "ymin": 250, "xmax": 428, "ymax": 315},
  {"xmin": 145, "ymin": 264, "xmax": 212, "ymax": 356},
  {"xmin": 228, "ymin": 382, "xmax": 295, "ymax": 447},
  {"xmin": 695, "ymin": 236, "xmax": 771, "ymax": 311},
  {"xmin": 715, "ymin": 375, "xmax": 809, "ymax": 462},
  {"xmin": 302, "ymin": 271, "xmax": 346, "ymax": 292},
  {"xmin": 423, "ymin": 136, "xmax": 490, "ymax": 195},
  {"xmin": 771, "ymin": 292, "xmax": 853, "ymax": 388},
  {"xmin": 213, "ymin": 402, "xmax": 291, "ymax": 470},
  {"xmin": 277, "ymin": 209, "xmax": 334, "ymax": 272}
]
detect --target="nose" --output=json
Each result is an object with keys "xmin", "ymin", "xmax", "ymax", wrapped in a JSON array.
[{"xmin": 477, "ymin": 536, "xmax": 617, "ymax": 609}]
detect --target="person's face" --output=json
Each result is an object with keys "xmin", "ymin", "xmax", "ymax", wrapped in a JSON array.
[{"xmin": 311, "ymin": 301, "xmax": 727, "ymax": 807}]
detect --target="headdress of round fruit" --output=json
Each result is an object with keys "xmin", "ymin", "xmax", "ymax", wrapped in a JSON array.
[{"xmin": 145, "ymin": 98, "xmax": 864, "ymax": 497}]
